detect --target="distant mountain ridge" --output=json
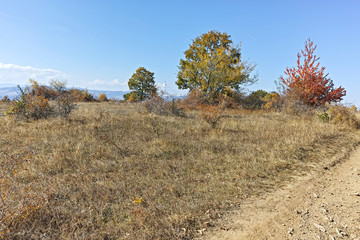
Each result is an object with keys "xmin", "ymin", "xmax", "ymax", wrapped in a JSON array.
[
  {"xmin": 0, "ymin": 86, "xmax": 19, "ymax": 98},
  {"xmin": 0, "ymin": 86, "xmax": 129, "ymax": 100},
  {"xmin": 85, "ymin": 89, "xmax": 129, "ymax": 100}
]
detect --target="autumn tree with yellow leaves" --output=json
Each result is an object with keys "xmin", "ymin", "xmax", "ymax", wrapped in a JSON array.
[{"xmin": 176, "ymin": 31, "xmax": 257, "ymax": 103}]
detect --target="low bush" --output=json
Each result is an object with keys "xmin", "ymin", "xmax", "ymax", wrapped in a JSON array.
[
  {"xmin": 200, "ymin": 104, "xmax": 224, "ymax": 128},
  {"xmin": 350, "ymin": 105, "xmax": 358, "ymax": 112},
  {"xmin": 0, "ymin": 96, "xmax": 11, "ymax": 103},
  {"xmin": 55, "ymin": 93, "xmax": 77, "ymax": 118},
  {"xmin": 178, "ymin": 89, "xmax": 205, "ymax": 110},
  {"xmin": 5, "ymin": 87, "xmax": 53, "ymax": 120},
  {"xmin": 328, "ymin": 105, "xmax": 360, "ymax": 129},
  {"xmin": 98, "ymin": 93, "xmax": 108, "ymax": 102},
  {"xmin": 243, "ymin": 90, "xmax": 268, "ymax": 109},
  {"xmin": 316, "ymin": 111, "xmax": 330, "ymax": 123},
  {"xmin": 281, "ymin": 99, "xmax": 316, "ymax": 116},
  {"xmin": 67, "ymin": 88, "xmax": 95, "ymax": 102},
  {"xmin": 262, "ymin": 92, "xmax": 281, "ymax": 110},
  {"xmin": 5, "ymin": 81, "xmax": 78, "ymax": 120},
  {"xmin": 143, "ymin": 96, "xmax": 185, "ymax": 117}
]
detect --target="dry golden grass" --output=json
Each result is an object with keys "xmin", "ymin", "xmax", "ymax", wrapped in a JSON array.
[
  {"xmin": 0, "ymin": 102, "xmax": 11, "ymax": 115},
  {"xmin": 0, "ymin": 102, "xmax": 359, "ymax": 239}
]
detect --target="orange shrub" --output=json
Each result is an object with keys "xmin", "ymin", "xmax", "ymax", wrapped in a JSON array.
[
  {"xmin": 98, "ymin": 93, "xmax": 108, "ymax": 102},
  {"xmin": 200, "ymin": 104, "xmax": 224, "ymax": 128},
  {"xmin": 5, "ymin": 94, "xmax": 53, "ymax": 120},
  {"xmin": 178, "ymin": 89, "xmax": 205, "ymax": 110},
  {"xmin": 0, "ymin": 96, "xmax": 11, "ymax": 102}
]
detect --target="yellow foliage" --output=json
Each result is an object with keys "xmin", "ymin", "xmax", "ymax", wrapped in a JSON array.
[
  {"xmin": 262, "ymin": 92, "xmax": 281, "ymax": 110},
  {"xmin": 350, "ymin": 105, "xmax": 358, "ymax": 112},
  {"xmin": 127, "ymin": 92, "xmax": 137, "ymax": 102},
  {"xmin": 133, "ymin": 196, "xmax": 143, "ymax": 204},
  {"xmin": 98, "ymin": 93, "xmax": 108, "ymax": 102}
]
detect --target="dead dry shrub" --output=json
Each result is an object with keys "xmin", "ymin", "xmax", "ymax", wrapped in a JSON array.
[
  {"xmin": 281, "ymin": 99, "xmax": 316, "ymax": 116},
  {"xmin": 143, "ymin": 96, "xmax": 185, "ymax": 117},
  {"xmin": 200, "ymin": 104, "xmax": 225, "ymax": 128},
  {"xmin": 328, "ymin": 105, "xmax": 360, "ymax": 129},
  {"xmin": 178, "ymin": 89, "xmax": 205, "ymax": 110},
  {"xmin": 55, "ymin": 93, "xmax": 77, "ymax": 118},
  {"xmin": 217, "ymin": 93, "xmax": 242, "ymax": 109},
  {"xmin": 143, "ymin": 96, "xmax": 167, "ymax": 115}
]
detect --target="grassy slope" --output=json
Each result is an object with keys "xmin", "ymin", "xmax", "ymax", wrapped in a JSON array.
[
  {"xmin": 0, "ymin": 102, "xmax": 11, "ymax": 115},
  {"xmin": 0, "ymin": 102, "xmax": 358, "ymax": 239}
]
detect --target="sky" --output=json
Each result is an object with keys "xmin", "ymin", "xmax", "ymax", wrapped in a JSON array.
[{"xmin": 0, "ymin": 0, "xmax": 359, "ymax": 105}]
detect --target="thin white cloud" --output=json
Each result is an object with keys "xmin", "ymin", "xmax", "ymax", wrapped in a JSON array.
[
  {"xmin": 111, "ymin": 79, "xmax": 128, "ymax": 87},
  {"xmin": 86, "ymin": 78, "xmax": 128, "ymax": 90},
  {"xmin": 89, "ymin": 79, "xmax": 105, "ymax": 85},
  {"xmin": 109, "ymin": 79, "xmax": 120, "ymax": 85},
  {"xmin": 0, "ymin": 62, "xmax": 70, "ymax": 85}
]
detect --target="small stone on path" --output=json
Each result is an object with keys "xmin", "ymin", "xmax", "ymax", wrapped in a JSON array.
[{"xmin": 314, "ymin": 223, "xmax": 326, "ymax": 232}]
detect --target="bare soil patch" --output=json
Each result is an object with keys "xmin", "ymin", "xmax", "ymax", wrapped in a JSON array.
[{"xmin": 205, "ymin": 141, "xmax": 360, "ymax": 240}]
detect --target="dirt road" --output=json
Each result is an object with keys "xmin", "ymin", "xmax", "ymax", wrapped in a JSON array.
[{"xmin": 205, "ymin": 146, "xmax": 360, "ymax": 240}]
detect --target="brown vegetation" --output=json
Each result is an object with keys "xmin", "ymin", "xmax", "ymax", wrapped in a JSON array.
[
  {"xmin": 0, "ymin": 102, "xmax": 11, "ymax": 115},
  {"xmin": 0, "ymin": 102, "xmax": 359, "ymax": 239},
  {"xmin": 98, "ymin": 93, "xmax": 108, "ymax": 102},
  {"xmin": 0, "ymin": 96, "xmax": 10, "ymax": 103}
]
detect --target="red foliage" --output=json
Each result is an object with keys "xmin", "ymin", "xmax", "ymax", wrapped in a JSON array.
[
  {"xmin": 178, "ymin": 89, "xmax": 204, "ymax": 110},
  {"xmin": 281, "ymin": 39, "xmax": 346, "ymax": 106}
]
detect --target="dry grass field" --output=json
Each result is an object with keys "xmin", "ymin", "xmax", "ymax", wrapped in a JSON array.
[
  {"xmin": 0, "ymin": 102, "xmax": 359, "ymax": 239},
  {"xmin": 0, "ymin": 102, "xmax": 11, "ymax": 116}
]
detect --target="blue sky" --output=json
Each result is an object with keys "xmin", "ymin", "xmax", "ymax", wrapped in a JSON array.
[{"xmin": 0, "ymin": 0, "xmax": 359, "ymax": 105}]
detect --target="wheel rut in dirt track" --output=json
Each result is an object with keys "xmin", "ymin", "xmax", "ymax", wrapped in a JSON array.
[{"xmin": 205, "ymin": 145, "xmax": 360, "ymax": 240}]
